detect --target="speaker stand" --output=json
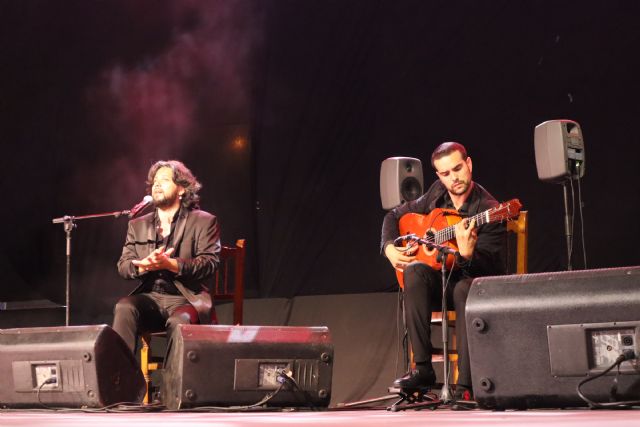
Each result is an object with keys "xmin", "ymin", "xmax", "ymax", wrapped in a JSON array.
[{"xmin": 562, "ymin": 181, "xmax": 573, "ymax": 270}]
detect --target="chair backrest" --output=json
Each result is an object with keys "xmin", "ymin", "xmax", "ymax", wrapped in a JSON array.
[
  {"xmin": 212, "ymin": 239, "xmax": 245, "ymax": 325},
  {"xmin": 506, "ymin": 211, "xmax": 528, "ymax": 274}
]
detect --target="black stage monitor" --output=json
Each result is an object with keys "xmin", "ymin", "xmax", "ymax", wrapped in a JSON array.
[
  {"xmin": 467, "ymin": 267, "xmax": 640, "ymax": 409},
  {"xmin": 161, "ymin": 325, "xmax": 333, "ymax": 409},
  {"xmin": 0, "ymin": 325, "xmax": 145, "ymax": 408}
]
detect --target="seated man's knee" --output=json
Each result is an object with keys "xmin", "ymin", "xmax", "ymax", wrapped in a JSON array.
[
  {"xmin": 114, "ymin": 296, "xmax": 139, "ymax": 317},
  {"xmin": 403, "ymin": 262, "xmax": 435, "ymax": 292},
  {"xmin": 166, "ymin": 312, "xmax": 191, "ymax": 329},
  {"xmin": 403, "ymin": 262, "xmax": 420, "ymax": 277},
  {"xmin": 166, "ymin": 306, "xmax": 198, "ymax": 329}
]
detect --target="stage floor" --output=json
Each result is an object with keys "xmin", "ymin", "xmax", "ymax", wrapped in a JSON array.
[{"xmin": 2, "ymin": 408, "xmax": 640, "ymax": 427}]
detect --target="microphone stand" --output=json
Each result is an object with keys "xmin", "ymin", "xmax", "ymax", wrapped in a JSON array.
[
  {"xmin": 392, "ymin": 234, "xmax": 459, "ymax": 404},
  {"xmin": 51, "ymin": 208, "xmax": 137, "ymax": 326},
  {"xmin": 408, "ymin": 236, "xmax": 456, "ymax": 403},
  {"xmin": 562, "ymin": 181, "xmax": 573, "ymax": 271},
  {"xmin": 340, "ymin": 235, "xmax": 461, "ymax": 411},
  {"xmin": 436, "ymin": 246, "xmax": 453, "ymax": 403}
]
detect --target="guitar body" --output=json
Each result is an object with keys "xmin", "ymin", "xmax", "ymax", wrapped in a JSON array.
[{"xmin": 395, "ymin": 208, "xmax": 462, "ymax": 288}]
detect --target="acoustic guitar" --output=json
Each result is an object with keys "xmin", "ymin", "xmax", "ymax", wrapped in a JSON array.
[{"xmin": 395, "ymin": 198, "xmax": 522, "ymax": 288}]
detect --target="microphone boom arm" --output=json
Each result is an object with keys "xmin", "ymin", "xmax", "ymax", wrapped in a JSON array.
[
  {"xmin": 51, "ymin": 197, "xmax": 152, "ymax": 327},
  {"xmin": 393, "ymin": 233, "xmax": 459, "ymax": 257}
]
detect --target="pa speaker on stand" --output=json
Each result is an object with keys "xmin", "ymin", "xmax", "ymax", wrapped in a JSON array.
[
  {"xmin": 534, "ymin": 119, "xmax": 587, "ymax": 270},
  {"xmin": 534, "ymin": 119, "xmax": 585, "ymax": 183},
  {"xmin": 380, "ymin": 157, "xmax": 423, "ymax": 210}
]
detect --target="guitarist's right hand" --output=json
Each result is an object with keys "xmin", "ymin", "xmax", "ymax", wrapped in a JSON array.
[{"xmin": 384, "ymin": 242, "xmax": 418, "ymax": 270}]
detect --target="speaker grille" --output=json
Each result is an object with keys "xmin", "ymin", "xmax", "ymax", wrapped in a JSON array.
[
  {"xmin": 292, "ymin": 360, "xmax": 319, "ymax": 390},
  {"xmin": 61, "ymin": 360, "xmax": 85, "ymax": 392},
  {"xmin": 400, "ymin": 176, "xmax": 422, "ymax": 203}
]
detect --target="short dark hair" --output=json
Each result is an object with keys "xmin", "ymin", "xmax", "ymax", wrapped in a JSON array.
[
  {"xmin": 431, "ymin": 142, "xmax": 468, "ymax": 169},
  {"xmin": 146, "ymin": 160, "xmax": 202, "ymax": 210}
]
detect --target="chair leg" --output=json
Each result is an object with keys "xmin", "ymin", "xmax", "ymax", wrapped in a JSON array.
[
  {"xmin": 140, "ymin": 334, "xmax": 151, "ymax": 405},
  {"xmin": 451, "ymin": 354, "xmax": 459, "ymax": 384}
]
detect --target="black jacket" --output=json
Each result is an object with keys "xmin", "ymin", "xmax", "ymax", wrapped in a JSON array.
[{"xmin": 117, "ymin": 207, "xmax": 221, "ymax": 323}]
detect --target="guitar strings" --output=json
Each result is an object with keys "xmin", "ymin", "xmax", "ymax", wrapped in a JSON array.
[
  {"xmin": 433, "ymin": 211, "xmax": 485, "ymax": 244},
  {"xmin": 432, "ymin": 202, "xmax": 514, "ymax": 244},
  {"xmin": 411, "ymin": 203, "xmax": 515, "ymax": 249}
]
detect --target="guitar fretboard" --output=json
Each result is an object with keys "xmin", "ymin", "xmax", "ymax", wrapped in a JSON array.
[{"xmin": 432, "ymin": 210, "xmax": 491, "ymax": 244}]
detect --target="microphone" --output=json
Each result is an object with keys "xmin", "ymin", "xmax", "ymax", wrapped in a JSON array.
[
  {"xmin": 129, "ymin": 195, "xmax": 153, "ymax": 218},
  {"xmin": 433, "ymin": 244, "xmax": 459, "ymax": 257},
  {"xmin": 394, "ymin": 234, "xmax": 460, "ymax": 257},
  {"xmin": 394, "ymin": 233, "xmax": 419, "ymax": 246}
]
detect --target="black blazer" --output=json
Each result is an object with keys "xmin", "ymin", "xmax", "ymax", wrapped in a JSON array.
[{"xmin": 117, "ymin": 207, "xmax": 221, "ymax": 323}]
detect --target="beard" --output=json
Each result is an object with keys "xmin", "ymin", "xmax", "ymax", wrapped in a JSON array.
[
  {"xmin": 152, "ymin": 190, "xmax": 179, "ymax": 208},
  {"xmin": 449, "ymin": 180, "xmax": 470, "ymax": 196}
]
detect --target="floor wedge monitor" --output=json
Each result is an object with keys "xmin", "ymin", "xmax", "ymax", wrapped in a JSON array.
[
  {"xmin": 0, "ymin": 324, "xmax": 145, "ymax": 408},
  {"xmin": 161, "ymin": 324, "xmax": 333, "ymax": 410},
  {"xmin": 467, "ymin": 267, "xmax": 640, "ymax": 409}
]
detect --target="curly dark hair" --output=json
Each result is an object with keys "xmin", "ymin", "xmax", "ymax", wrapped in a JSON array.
[
  {"xmin": 146, "ymin": 160, "xmax": 202, "ymax": 210},
  {"xmin": 430, "ymin": 141, "xmax": 468, "ymax": 169}
]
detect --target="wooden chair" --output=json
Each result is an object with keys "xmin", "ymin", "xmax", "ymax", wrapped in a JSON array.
[
  {"xmin": 429, "ymin": 211, "xmax": 528, "ymax": 381},
  {"xmin": 213, "ymin": 239, "xmax": 246, "ymax": 325},
  {"xmin": 506, "ymin": 211, "xmax": 528, "ymax": 275},
  {"xmin": 140, "ymin": 239, "xmax": 246, "ymax": 404}
]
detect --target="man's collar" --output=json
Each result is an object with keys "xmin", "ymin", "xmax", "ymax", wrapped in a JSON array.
[
  {"xmin": 152, "ymin": 205, "xmax": 185, "ymax": 224},
  {"xmin": 442, "ymin": 183, "xmax": 477, "ymax": 214}
]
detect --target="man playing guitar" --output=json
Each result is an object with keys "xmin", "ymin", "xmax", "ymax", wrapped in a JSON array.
[{"xmin": 381, "ymin": 142, "xmax": 507, "ymax": 399}]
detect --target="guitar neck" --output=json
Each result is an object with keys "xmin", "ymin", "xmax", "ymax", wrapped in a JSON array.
[{"xmin": 435, "ymin": 210, "xmax": 490, "ymax": 244}]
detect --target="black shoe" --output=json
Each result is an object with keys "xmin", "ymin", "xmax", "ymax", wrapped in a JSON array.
[{"xmin": 393, "ymin": 369, "xmax": 437, "ymax": 389}]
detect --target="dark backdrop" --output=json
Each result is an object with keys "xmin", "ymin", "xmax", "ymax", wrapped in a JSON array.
[{"xmin": 1, "ymin": 0, "xmax": 639, "ymax": 324}]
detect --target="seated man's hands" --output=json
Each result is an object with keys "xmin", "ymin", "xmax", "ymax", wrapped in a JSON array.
[
  {"xmin": 454, "ymin": 218, "xmax": 478, "ymax": 260},
  {"xmin": 133, "ymin": 246, "xmax": 179, "ymax": 274},
  {"xmin": 385, "ymin": 242, "xmax": 418, "ymax": 270}
]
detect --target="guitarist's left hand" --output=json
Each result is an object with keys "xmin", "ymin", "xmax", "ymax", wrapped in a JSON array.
[{"xmin": 455, "ymin": 218, "xmax": 478, "ymax": 260}]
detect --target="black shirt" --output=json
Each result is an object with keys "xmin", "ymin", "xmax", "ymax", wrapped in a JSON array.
[
  {"xmin": 148, "ymin": 209, "xmax": 181, "ymax": 295},
  {"xmin": 441, "ymin": 191, "xmax": 469, "ymax": 215}
]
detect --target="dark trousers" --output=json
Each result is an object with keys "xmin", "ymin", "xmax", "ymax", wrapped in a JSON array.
[
  {"xmin": 403, "ymin": 262, "xmax": 473, "ymax": 387},
  {"xmin": 112, "ymin": 292, "xmax": 199, "ymax": 353}
]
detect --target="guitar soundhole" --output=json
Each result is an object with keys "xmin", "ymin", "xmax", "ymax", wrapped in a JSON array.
[{"xmin": 424, "ymin": 230, "xmax": 435, "ymax": 246}]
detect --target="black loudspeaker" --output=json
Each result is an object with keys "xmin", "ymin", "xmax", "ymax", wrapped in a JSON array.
[
  {"xmin": 380, "ymin": 157, "xmax": 423, "ymax": 210},
  {"xmin": 0, "ymin": 325, "xmax": 145, "ymax": 408},
  {"xmin": 161, "ymin": 325, "xmax": 333, "ymax": 409},
  {"xmin": 467, "ymin": 267, "xmax": 640, "ymax": 409},
  {"xmin": 534, "ymin": 119, "xmax": 585, "ymax": 183}
]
